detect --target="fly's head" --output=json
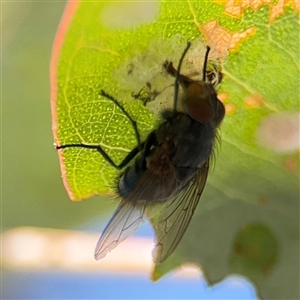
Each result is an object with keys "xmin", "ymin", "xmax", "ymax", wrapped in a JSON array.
[
  {"xmin": 164, "ymin": 46, "xmax": 225, "ymax": 127},
  {"xmin": 183, "ymin": 81, "xmax": 225, "ymax": 127}
]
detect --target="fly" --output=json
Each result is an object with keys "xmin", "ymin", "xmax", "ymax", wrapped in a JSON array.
[{"xmin": 56, "ymin": 42, "xmax": 225, "ymax": 263}]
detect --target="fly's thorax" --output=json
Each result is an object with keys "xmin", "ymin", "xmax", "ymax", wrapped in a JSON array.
[
  {"xmin": 157, "ymin": 112, "xmax": 192, "ymax": 141},
  {"xmin": 157, "ymin": 112, "xmax": 215, "ymax": 165},
  {"xmin": 173, "ymin": 119, "xmax": 215, "ymax": 168}
]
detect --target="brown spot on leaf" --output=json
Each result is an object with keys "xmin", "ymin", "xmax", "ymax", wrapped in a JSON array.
[
  {"xmin": 230, "ymin": 223, "xmax": 279, "ymax": 276},
  {"xmin": 283, "ymin": 156, "xmax": 299, "ymax": 173},
  {"xmin": 200, "ymin": 21, "xmax": 256, "ymax": 56},
  {"xmin": 200, "ymin": 21, "xmax": 231, "ymax": 59},
  {"xmin": 225, "ymin": 103, "xmax": 236, "ymax": 114},
  {"xmin": 244, "ymin": 93, "xmax": 265, "ymax": 108},
  {"xmin": 218, "ymin": 92, "xmax": 229, "ymax": 103},
  {"xmin": 261, "ymin": 263, "xmax": 273, "ymax": 276},
  {"xmin": 270, "ymin": 0, "xmax": 300, "ymax": 23},
  {"xmin": 223, "ymin": 0, "xmax": 271, "ymax": 18},
  {"xmin": 230, "ymin": 27, "xmax": 256, "ymax": 51},
  {"xmin": 258, "ymin": 194, "xmax": 269, "ymax": 205}
]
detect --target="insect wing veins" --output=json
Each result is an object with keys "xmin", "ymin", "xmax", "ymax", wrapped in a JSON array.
[
  {"xmin": 153, "ymin": 160, "xmax": 210, "ymax": 263},
  {"xmin": 94, "ymin": 202, "xmax": 146, "ymax": 260}
]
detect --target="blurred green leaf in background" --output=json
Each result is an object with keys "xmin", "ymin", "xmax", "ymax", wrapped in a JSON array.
[{"xmin": 2, "ymin": 2, "xmax": 113, "ymax": 231}]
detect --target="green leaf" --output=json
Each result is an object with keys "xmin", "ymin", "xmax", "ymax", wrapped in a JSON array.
[{"xmin": 52, "ymin": 1, "xmax": 299, "ymax": 299}]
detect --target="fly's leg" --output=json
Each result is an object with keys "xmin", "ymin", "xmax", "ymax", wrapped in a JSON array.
[
  {"xmin": 100, "ymin": 89, "xmax": 141, "ymax": 148},
  {"xmin": 56, "ymin": 89, "xmax": 144, "ymax": 170},
  {"xmin": 164, "ymin": 45, "xmax": 212, "ymax": 87},
  {"xmin": 166, "ymin": 60, "xmax": 223, "ymax": 87},
  {"xmin": 56, "ymin": 142, "xmax": 144, "ymax": 170},
  {"xmin": 163, "ymin": 61, "xmax": 193, "ymax": 83},
  {"xmin": 163, "ymin": 42, "xmax": 191, "ymax": 111}
]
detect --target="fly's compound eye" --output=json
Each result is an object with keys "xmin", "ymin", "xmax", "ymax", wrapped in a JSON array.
[
  {"xmin": 215, "ymin": 99, "xmax": 225, "ymax": 127},
  {"xmin": 184, "ymin": 82, "xmax": 216, "ymax": 123}
]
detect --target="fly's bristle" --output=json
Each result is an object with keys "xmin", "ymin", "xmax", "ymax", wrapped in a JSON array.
[
  {"xmin": 210, "ymin": 130, "xmax": 222, "ymax": 170},
  {"xmin": 106, "ymin": 180, "xmax": 123, "ymax": 206}
]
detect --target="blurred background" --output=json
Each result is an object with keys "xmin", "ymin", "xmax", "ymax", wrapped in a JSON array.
[{"xmin": 2, "ymin": 2, "xmax": 258, "ymax": 299}]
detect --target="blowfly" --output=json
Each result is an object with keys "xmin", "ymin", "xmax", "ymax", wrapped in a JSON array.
[{"xmin": 56, "ymin": 42, "xmax": 225, "ymax": 263}]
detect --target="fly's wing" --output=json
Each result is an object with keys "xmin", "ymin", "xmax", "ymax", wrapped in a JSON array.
[
  {"xmin": 152, "ymin": 160, "xmax": 210, "ymax": 264},
  {"xmin": 94, "ymin": 202, "xmax": 146, "ymax": 260}
]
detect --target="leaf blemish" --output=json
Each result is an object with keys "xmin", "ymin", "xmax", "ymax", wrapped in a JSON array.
[
  {"xmin": 200, "ymin": 20, "xmax": 256, "ymax": 55},
  {"xmin": 100, "ymin": 2, "xmax": 159, "ymax": 30},
  {"xmin": 256, "ymin": 112, "xmax": 300, "ymax": 153},
  {"xmin": 244, "ymin": 93, "xmax": 265, "ymax": 108},
  {"xmin": 114, "ymin": 36, "xmax": 224, "ymax": 117}
]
